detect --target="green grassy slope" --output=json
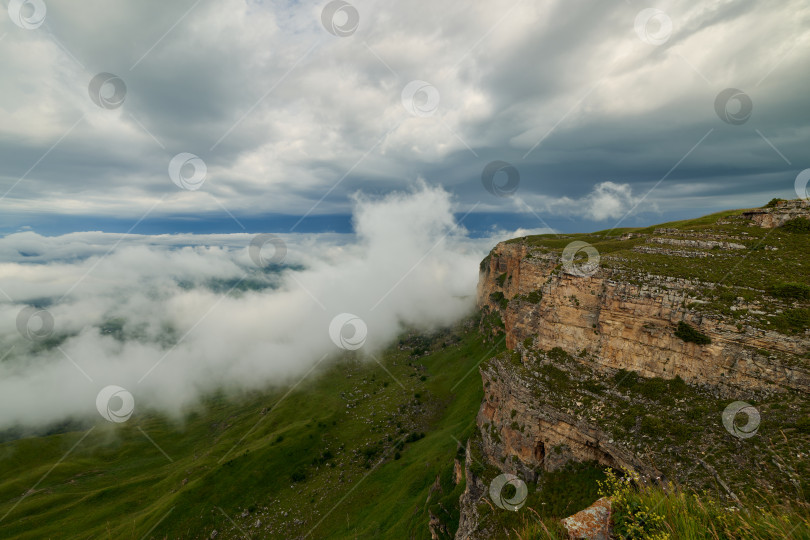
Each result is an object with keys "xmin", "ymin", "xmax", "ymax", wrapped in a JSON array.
[{"xmin": 0, "ymin": 320, "xmax": 504, "ymax": 539}]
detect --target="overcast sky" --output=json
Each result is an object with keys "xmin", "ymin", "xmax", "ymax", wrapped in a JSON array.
[{"xmin": 1, "ymin": 0, "xmax": 808, "ymax": 235}]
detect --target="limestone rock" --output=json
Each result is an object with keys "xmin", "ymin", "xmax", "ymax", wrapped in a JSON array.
[
  {"xmin": 477, "ymin": 242, "xmax": 809, "ymax": 395},
  {"xmin": 742, "ymin": 199, "xmax": 810, "ymax": 228},
  {"xmin": 561, "ymin": 497, "xmax": 612, "ymax": 540}
]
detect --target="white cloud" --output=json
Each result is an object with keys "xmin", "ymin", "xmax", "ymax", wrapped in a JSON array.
[
  {"xmin": 581, "ymin": 181, "xmax": 641, "ymax": 221},
  {"xmin": 509, "ymin": 181, "xmax": 641, "ymax": 222},
  {"xmin": 0, "ymin": 185, "xmax": 523, "ymax": 430}
]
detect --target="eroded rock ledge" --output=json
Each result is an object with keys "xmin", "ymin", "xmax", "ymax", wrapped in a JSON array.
[{"xmin": 478, "ymin": 242, "xmax": 809, "ymax": 394}]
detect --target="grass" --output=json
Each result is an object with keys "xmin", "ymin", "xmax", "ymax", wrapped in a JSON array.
[
  {"xmin": 0, "ymin": 320, "xmax": 505, "ymax": 539},
  {"xmin": 463, "ymin": 438, "xmax": 609, "ymax": 537},
  {"xmin": 513, "ymin": 470, "xmax": 810, "ymax": 539},
  {"xmin": 782, "ymin": 218, "xmax": 810, "ymax": 234}
]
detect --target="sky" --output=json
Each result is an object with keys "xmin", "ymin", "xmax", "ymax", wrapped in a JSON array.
[
  {"xmin": 0, "ymin": 0, "xmax": 808, "ymax": 236},
  {"xmin": 0, "ymin": 1, "xmax": 809, "ymax": 430}
]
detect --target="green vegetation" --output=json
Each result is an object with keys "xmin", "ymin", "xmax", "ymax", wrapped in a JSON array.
[
  {"xmin": 598, "ymin": 468, "xmax": 810, "ymax": 540},
  {"xmin": 480, "ymin": 309, "xmax": 505, "ymax": 336},
  {"xmin": 514, "ymin": 289, "xmax": 544, "ymax": 305},
  {"xmin": 466, "ymin": 452, "xmax": 607, "ymax": 537},
  {"xmin": 764, "ymin": 198, "xmax": 785, "ymax": 208},
  {"xmin": 535, "ymin": 461, "xmax": 607, "ymax": 518},
  {"xmin": 489, "ymin": 291, "xmax": 508, "ymax": 310},
  {"xmin": 771, "ymin": 282, "xmax": 810, "ymax": 300},
  {"xmin": 526, "ymin": 289, "xmax": 543, "ymax": 303},
  {"xmin": 674, "ymin": 321, "xmax": 712, "ymax": 345},
  {"xmin": 773, "ymin": 308, "xmax": 810, "ymax": 333},
  {"xmin": 0, "ymin": 320, "xmax": 505, "ymax": 539},
  {"xmin": 514, "ymin": 470, "xmax": 810, "ymax": 539},
  {"xmin": 781, "ymin": 217, "xmax": 810, "ymax": 233},
  {"xmin": 600, "ymin": 469, "xmax": 668, "ymax": 539},
  {"xmin": 538, "ymin": 363, "xmax": 571, "ymax": 389}
]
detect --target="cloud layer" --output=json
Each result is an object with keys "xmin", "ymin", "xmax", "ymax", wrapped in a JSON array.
[
  {"xmin": 0, "ymin": 185, "xmax": 544, "ymax": 430},
  {"xmin": 1, "ymin": 0, "xmax": 808, "ymax": 231}
]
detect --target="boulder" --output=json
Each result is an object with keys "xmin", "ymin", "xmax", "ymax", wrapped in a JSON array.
[{"xmin": 561, "ymin": 497, "xmax": 611, "ymax": 540}]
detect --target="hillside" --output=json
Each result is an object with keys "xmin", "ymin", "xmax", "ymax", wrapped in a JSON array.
[
  {"xmin": 456, "ymin": 199, "xmax": 810, "ymax": 538},
  {"xmin": 0, "ymin": 201, "xmax": 808, "ymax": 539},
  {"xmin": 0, "ymin": 321, "xmax": 500, "ymax": 538}
]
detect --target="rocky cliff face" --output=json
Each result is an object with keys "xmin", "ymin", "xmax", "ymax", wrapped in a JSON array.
[
  {"xmin": 455, "ymin": 205, "xmax": 810, "ymax": 538},
  {"xmin": 478, "ymin": 242, "xmax": 809, "ymax": 395},
  {"xmin": 476, "ymin": 357, "xmax": 655, "ymax": 480}
]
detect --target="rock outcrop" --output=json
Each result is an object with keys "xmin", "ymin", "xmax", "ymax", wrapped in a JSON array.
[
  {"xmin": 477, "ymin": 357, "xmax": 657, "ymax": 482},
  {"xmin": 742, "ymin": 199, "xmax": 810, "ymax": 228},
  {"xmin": 456, "ymin": 440, "xmax": 489, "ymax": 540}
]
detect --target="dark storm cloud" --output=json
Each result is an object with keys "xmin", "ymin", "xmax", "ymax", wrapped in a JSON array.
[{"xmin": 0, "ymin": 0, "xmax": 807, "ymax": 230}]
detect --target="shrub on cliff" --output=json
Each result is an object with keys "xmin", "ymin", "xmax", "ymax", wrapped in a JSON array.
[
  {"xmin": 674, "ymin": 321, "xmax": 711, "ymax": 345},
  {"xmin": 763, "ymin": 198, "xmax": 784, "ymax": 208},
  {"xmin": 489, "ymin": 291, "xmax": 508, "ymax": 310},
  {"xmin": 513, "ymin": 289, "xmax": 543, "ymax": 305},
  {"xmin": 781, "ymin": 217, "xmax": 810, "ymax": 233},
  {"xmin": 527, "ymin": 289, "xmax": 543, "ymax": 303}
]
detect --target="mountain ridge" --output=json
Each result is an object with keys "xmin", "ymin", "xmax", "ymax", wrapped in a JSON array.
[{"xmin": 452, "ymin": 199, "xmax": 810, "ymax": 538}]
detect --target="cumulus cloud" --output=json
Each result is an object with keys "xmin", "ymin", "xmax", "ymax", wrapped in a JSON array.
[
  {"xmin": 581, "ymin": 182, "xmax": 641, "ymax": 221},
  {"xmin": 0, "ymin": 185, "xmax": 526, "ymax": 430},
  {"xmin": 550, "ymin": 181, "xmax": 644, "ymax": 221},
  {"xmin": 506, "ymin": 181, "xmax": 644, "ymax": 222}
]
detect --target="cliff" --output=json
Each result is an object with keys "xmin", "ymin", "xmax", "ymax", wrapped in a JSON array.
[
  {"xmin": 477, "ymin": 243, "xmax": 809, "ymax": 394},
  {"xmin": 455, "ymin": 202, "xmax": 810, "ymax": 539}
]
